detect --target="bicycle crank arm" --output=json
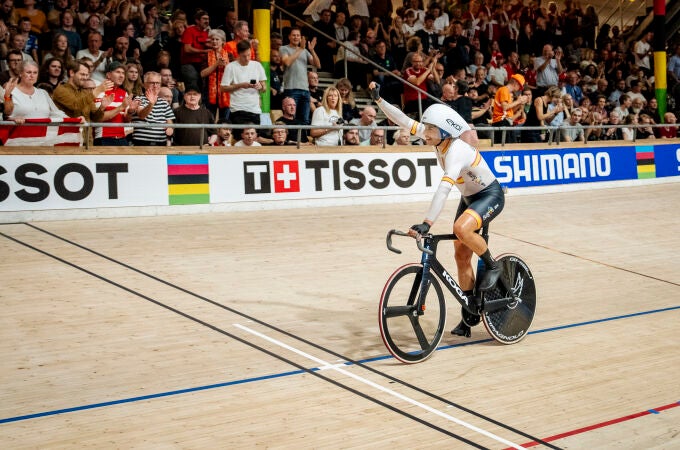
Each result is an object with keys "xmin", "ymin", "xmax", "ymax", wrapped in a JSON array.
[{"xmin": 482, "ymin": 296, "xmax": 516, "ymax": 313}]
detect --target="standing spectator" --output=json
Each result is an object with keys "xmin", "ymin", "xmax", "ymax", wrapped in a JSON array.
[
  {"xmin": 3, "ymin": 61, "xmax": 66, "ymax": 122},
  {"xmin": 372, "ymin": 39, "xmax": 402, "ymax": 106},
  {"xmin": 334, "ymin": 30, "xmax": 368, "ymax": 90},
  {"xmin": 131, "ymin": 71, "xmax": 175, "ymax": 146},
  {"xmin": 310, "ymin": 86, "xmax": 343, "ymax": 146},
  {"xmin": 633, "ymin": 31, "xmax": 653, "ymax": 76},
  {"xmin": 234, "ymin": 126, "xmax": 262, "ymax": 147},
  {"xmin": 220, "ymin": 40, "xmax": 267, "ymax": 125},
  {"xmin": 200, "ymin": 28, "xmax": 230, "ymax": 121},
  {"xmin": 561, "ymin": 107, "xmax": 585, "ymax": 143},
  {"xmin": 488, "ymin": 52, "xmax": 508, "ymax": 87},
  {"xmin": 311, "ymin": 9, "xmax": 336, "ymax": 74},
  {"xmin": 403, "ymin": 52, "xmax": 436, "ymax": 116},
  {"xmin": 93, "ymin": 61, "xmax": 136, "ymax": 146},
  {"xmin": 173, "ymin": 85, "xmax": 214, "ymax": 146},
  {"xmin": 430, "ymin": 2, "xmax": 449, "ymax": 46},
  {"xmin": 53, "ymin": 60, "xmax": 110, "ymax": 123},
  {"xmin": 180, "ymin": 9, "xmax": 210, "ymax": 90},
  {"xmin": 334, "ymin": 11, "xmax": 349, "ymax": 43},
  {"xmin": 217, "ymin": 9, "xmax": 237, "ymax": 42},
  {"xmin": 534, "ymin": 44, "xmax": 564, "ymax": 95},
  {"xmin": 280, "ymin": 27, "xmax": 320, "ymax": 124},
  {"xmin": 349, "ymin": 105, "xmax": 378, "ymax": 142},
  {"xmin": 269, "ymin": 48, "xmax": 284, "ymax": 111},
  {"xmin": 55, "ymin": 10, "xmax": 81, "ymax": 56},
  {"xmin": 389, "ymin": 15, "xmax": 407, "ymax": 69},
  {"xmin": 225, "ymin": 20, "xmax": 259, "ymax": 62},
  {"xmin": 442, "ymin": 20, "xmax": 469, "ymax": 77},
  {"xmin": 76, "ymin": 32, "xmax": 110, "ymax": 83},
  {"xmin": 491, "ymin": 73, "xmax": 529, "ymax": 143}
]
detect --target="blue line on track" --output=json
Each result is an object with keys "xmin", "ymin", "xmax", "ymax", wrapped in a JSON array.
[{"xmin": 2, "ymin": 305, "xmax": 678, "ymax": 425}]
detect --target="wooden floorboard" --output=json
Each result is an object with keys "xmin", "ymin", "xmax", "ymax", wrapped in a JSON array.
[{"xmin": 1, "ymin": 183, "xmax": 679, "ymax": 448}]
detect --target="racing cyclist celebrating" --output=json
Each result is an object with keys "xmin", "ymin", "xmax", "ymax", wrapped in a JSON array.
[{"xmin": 368, "ymin": 81, "xmax": 505, "ymax": 337}]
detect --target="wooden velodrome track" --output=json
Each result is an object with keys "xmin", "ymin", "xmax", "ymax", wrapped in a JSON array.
[{"xmin": 1, "ymin": 181, "xmax": 679, "ymax": 449}]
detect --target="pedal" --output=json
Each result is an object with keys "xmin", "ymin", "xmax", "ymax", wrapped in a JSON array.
[{"xmin": 451, "ymin": 320, "xmax": 472, "ymax": 338}]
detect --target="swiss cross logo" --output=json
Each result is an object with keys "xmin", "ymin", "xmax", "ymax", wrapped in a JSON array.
[{"xmin": 273, "ymin": 160, "xmax": 300, "ymax": 193}]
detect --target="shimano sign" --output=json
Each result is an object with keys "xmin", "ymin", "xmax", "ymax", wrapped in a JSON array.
[{"xmin": 485, "ymin": 146, "xmax": 637, "ymax": 187}]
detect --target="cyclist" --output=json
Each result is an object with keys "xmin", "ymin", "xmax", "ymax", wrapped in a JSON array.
[{"xmin": 368, "ymin": 81, "xmax": 505, "ymax": 337}]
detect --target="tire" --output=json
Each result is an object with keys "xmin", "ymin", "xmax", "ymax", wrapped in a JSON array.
[
  {"xmin": 379, "ymin": 263, "xmax": 447, "ymax": 363},
  {"xmin": 481, "ymin": 254, "xmax": 537, "ymax": 344}
]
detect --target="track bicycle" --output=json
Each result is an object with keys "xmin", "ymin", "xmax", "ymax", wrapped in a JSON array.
[{"xmin": 378, "ymin": 226, "xmax": 537, "ymax": 363}]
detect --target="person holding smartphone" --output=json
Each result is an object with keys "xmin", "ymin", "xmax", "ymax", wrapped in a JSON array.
[{"xmin": 220, "ymin": 40, "xmax": 267, "ymax": 124}]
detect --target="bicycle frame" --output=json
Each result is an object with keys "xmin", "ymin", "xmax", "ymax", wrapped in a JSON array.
[{"xmin": 418, "ymin": 234, "xmax": 479, "ymax": 315}]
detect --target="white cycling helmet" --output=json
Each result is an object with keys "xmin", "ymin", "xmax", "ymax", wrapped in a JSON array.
[{"xmin": 420, "ymin": 103, "xmax": 465, "ymax": 139}]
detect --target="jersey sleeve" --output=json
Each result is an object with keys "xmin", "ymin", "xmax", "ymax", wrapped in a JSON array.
[{"xmin": 376, "ymin": 98, "xmax": 427, "ymax": 139}]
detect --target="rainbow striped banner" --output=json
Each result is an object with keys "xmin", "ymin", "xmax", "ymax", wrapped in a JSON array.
[
  {"xmin": 167, "ymin": 155, "xmax": 210, "ymax": 205},
  {"xmin": 635, "ymin": 146, "xmax": 656, "ymax": 179}
]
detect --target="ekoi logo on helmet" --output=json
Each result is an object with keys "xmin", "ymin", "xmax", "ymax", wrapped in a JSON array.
[{"xmin": 446, "ymin": 118, "xmax": 463, "ymax": 131}]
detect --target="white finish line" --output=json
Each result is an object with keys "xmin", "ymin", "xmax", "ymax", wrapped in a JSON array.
[{"xmin": 233, "ymin": 323, "xmax": 525, "ymax": 449}]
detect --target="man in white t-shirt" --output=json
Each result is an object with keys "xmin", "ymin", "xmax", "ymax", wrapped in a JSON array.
[
  {"xmin": 220, "ymin": 40, "xmax": 267, "ymax": 124},
  {"xmin": 633, "ymin": 32, "xmax": 653, "ymax": 75}
]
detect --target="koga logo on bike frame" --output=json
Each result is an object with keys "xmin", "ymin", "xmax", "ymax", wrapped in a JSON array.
[{"xmin": 243, "ymin": 160, "xmax": 300, "ymax": 194}]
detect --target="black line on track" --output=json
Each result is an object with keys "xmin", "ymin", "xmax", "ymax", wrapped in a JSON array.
[
  {"xmin": 0, "ymin": 230, "xmax": 488, "ymax": 449},
  {"xmin": 494, "ymin": 232, "xmax": 680, "ymax": 288},
  {"xmin": 21, "ymin": 223, "xmax": 560, "ymax": 449}
]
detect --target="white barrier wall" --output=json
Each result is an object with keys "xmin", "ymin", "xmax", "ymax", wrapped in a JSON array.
[{"xmin": 1, "ymin": 142, "xmax": 679, "ymax": 222}]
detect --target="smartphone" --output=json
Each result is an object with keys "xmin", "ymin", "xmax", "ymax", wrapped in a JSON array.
[{"xmin": 250, "ymin": 79, "xmax": 256, "ymax": 85}]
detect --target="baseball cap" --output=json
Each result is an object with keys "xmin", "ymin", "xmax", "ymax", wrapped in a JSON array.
[
  {"xmin": 106, "ymin": 61, "xmax": 125, "ymax": 72},
  {"xmin": 184, "ymin": 84, "xmax": 201, "ymax": 94},
  {"xmin": 511, "ymin": 74, "xmax": 525, "ymax": 87}
]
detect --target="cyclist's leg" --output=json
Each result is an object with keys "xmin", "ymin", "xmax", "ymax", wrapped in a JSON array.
[{"xmin": 454, "ymin": 182, "xmax": 505, "ymax": 291}]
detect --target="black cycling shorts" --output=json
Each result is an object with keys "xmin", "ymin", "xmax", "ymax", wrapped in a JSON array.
[{"xmin": 455, "ymin": 180, "xmax": 505, "ymax": 230}]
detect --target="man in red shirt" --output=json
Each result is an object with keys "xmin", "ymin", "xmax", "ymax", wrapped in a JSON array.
[
  {"xmin": 180, "ymin": 9, "xmax": 210, "ymax": 90},
  {"xmin": 94, "ymin": 61, "xmax": 136, "ymax": 146},
  {"xmin": 658, "ymin": 112, "xmax": 678, "ymax": 138},
  {"xmin": 403, "ymin": 53, "xmax": 440, "ymax": 117}
]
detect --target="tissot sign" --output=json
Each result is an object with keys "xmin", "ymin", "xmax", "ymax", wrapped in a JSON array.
[{"xmin": 1, "ymin": 144, "xmax": 678, "ymax": 214}]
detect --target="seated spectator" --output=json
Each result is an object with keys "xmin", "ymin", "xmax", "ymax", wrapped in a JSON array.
[
  {"xmin": 38, "ymin": 57, "xmax": 66, "ymax": 91},
  {"xmin": 173, "ymin": 84, "xmax": 214, "ymax": 146},
  {"xmin": 349, "ymin": 106, "xmax": 378, "ymax": 142},
  {"xmin": 621, "ymin": 114, "xmax": 638, "ymax": 141},
  {"xmin": 208, "ymin": 121, "xmax": 233, "ymax": 146},
  {"xmin": 636, "ymin": 113, "xmax": 656, "ymax": 140},
  {"xmin": 278, "ymin": 96, "xmax": 308, "ymax": 144},
  {"xmin": 612, "ymin": 94, "xmax": 631, "ymax": 121},
  {"xmin": 3, "ymin": 61, "xmax": 68, "ymax": 123},
  {"xmin": 131, "ymin": 71, "xmax": 175, "ymax": 146},
  {"xmin": 602, "ymin": 110, "xmax": 624, "ymax": 140},
  {"xmin": 641, "ymin": 97, "xmax": 661, "ymax": 124},
  {"xmin": 591, "ymin": 95, "xmax": 609, "ymax": 124},
  {"xmin": 361, "ymin": 127, "xmax": 385, "ymax": 146},
  {"xmin": 44, "ymin": 33, "xmax": 75, "ymax": 69},
  {"xmin": 310, "ymin": 86, "xmax": 343, "ymax": 146},
  {"xmin": 561, "ymin": 107, "xmax": 585, "ymax": 143},
  {"xmin": 268, "ymin": 122, "xmax": 297, "ymax": 146},
  {"xmin": 343, "ymin": 127, "xmax": 360, "ymax": 145},
  {"xmin": 392, "ymin": 128, "xmax": 412, "ymax": 145},
  {"xmin": 234, "ymin": 126, "xmax": 262, "ymax": 147},
  {"xmin": 629, "ymin": 96, "xmax": 645, "ymax": 117},
  {"xmin": 0, "ymin": 50, "xmax": 25, "ymax": 86},
  {"xmin": 160, "ymin": 67, "xmax": 181, "ymax": 109},
  {"xmin": 123, "ymin": 63, "xmax": 144, "ymax": 96},
  {"xmin": 17, "ymin": 16, "xmax": 38, "ymax": 62},
  {"xmin": 562, "ymin": 71, "xmax": 584, "ymax": 106},
  {"xmin": 584, "ymin": 111, "xmax": 605, "ymax": 142},
  {"xmin": 657, "ymin": 112, "xmax": 678, "ymax": 138},
  {"xmin": 308, "ymin": 71, "xmax": 323, "ymax": 114},
  {"xmin": 449, "ymin": 79, "xmax": 473, "ymax": 124}
]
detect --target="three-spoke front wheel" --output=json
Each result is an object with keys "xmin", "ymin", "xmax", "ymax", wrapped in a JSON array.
[{"xmin": 378, "ymin": 263, "xmax": 447, "ymax": 363}]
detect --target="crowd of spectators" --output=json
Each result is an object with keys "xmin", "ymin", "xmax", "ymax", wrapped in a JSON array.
[{"xmin": 0, "ymin": 0, "xmax": 678, "ymax": 147}]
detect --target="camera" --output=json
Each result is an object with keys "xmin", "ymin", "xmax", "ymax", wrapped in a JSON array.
[{"xmin": 336, "ymin": 117, "xmax": 346, "ymax": 125}]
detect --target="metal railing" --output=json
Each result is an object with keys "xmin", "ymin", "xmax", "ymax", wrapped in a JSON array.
[{"xmin": 0, "ymin": 120, "xmax": 676, "ymax": 149}]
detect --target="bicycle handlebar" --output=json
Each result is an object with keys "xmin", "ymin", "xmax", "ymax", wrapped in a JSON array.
[{"xmin": 386, "ymin": 229, "xmax": 434, "ymax": 256}]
